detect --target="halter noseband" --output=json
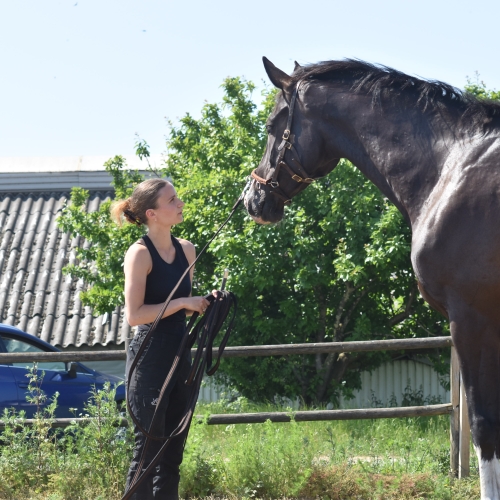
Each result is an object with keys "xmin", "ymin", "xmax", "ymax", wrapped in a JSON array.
[{"xmin": 251, "ymin": 80, "xmax": 317, "ymax": 205}]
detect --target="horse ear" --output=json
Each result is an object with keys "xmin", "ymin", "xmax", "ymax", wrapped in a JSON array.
[
  {"xmin": 293, "ymin": 61, "xmax": 301, "ymax": 72},
  {"xmin": 262, "ymin": 57, "xmax": 292, "ymax": 92}
]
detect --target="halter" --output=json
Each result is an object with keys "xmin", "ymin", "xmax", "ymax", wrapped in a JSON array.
[{"xmin": 251, "ymin": 80, "xmax": 318, "ymax": 205}]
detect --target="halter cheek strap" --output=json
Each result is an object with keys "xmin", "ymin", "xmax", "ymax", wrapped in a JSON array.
[{"xmin": 251, "ymin": 80, "xmax": 317, "ymax": 205}]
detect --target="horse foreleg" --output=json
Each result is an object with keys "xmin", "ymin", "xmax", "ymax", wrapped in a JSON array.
[
  {"xmin": 475, "ymin": 444, "xmax": 500, "ymax": 499},
  {"xmin": 450, "ymin": 307, "xmax": 500, "ymax": 500}
]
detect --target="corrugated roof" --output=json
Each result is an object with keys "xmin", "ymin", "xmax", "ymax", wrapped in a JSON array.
[{"xmin": 0, "ymin": 190, "xmax": 131, "ymax": 348}]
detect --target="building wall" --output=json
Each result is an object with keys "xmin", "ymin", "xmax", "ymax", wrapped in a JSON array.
[
  {"xmin": 338, "ymin": 359, "xmax": 449, "ymax": 408},
  {"xmin": 197, "ymin": 359, "xmax": 449, "ymax": 408}
]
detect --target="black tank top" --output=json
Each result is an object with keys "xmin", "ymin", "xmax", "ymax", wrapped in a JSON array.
[{"xmin": 138, "ymin": 234, "xmax": 192, "ymax": 329}]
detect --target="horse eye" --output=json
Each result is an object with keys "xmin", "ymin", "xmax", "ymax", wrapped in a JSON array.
[{"xmin": 266, "ymin": 125, "xmax": 273, "ymax": 134}]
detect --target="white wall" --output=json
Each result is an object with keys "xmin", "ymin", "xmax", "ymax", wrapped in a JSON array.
[
  {"xmin": 0, "ymin": 155, "xmax": 163, "ymax": 192},
  {"xmin": 197, "ymin": 359, "xmax": 449, "ymax": 409},
  {"xmin": 338, "ymin": 359, "xmax": 449, "ymax": 409}
]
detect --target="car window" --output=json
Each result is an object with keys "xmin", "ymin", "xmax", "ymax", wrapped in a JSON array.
[{"xmin": 0, "ymin": 336, "xmax": 66, "ymax": 372}]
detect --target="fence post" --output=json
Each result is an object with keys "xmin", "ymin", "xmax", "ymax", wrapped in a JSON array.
[
  {"xmin": 450, "ymin": 346, "xmax": 460, "ymax": 477},
  {"xmin": 459, "ymin": 371, "xmax": 471, "ymax": 478},
  {"xmin": 125, "ymin": 327, "xmax": 135, "ymax": 354}
]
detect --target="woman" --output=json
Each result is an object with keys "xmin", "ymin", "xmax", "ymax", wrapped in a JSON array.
[{"xmin": 112, "ymin": 178, "xmax": 210, "ymax": 500}]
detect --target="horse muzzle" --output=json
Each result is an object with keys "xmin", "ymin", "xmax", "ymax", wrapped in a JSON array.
[{"xmin": 244, "ymin": 180, "xmax": 285, "ymax": 224}]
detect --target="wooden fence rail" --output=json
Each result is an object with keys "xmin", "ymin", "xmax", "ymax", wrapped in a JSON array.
[
  {"xmin": 0, "ymin": 336, "xmax": 467, "ymax": 478},
  {"xmin": 0, "ymin": 404, "xmax": 451, "ymax": 430},
  {"xmin": 200, "ymin": 404, "xmax": 453, "ymax": 424},
  {"xmin": 0, "ymin": 336, "xmax": 453, "ymax": 363},
  {"xmin": 0, "ymin": 417, "xmax": 129, "ymax": 430}
]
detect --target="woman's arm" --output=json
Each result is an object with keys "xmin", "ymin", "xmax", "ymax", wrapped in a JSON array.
[{"xmin": 124, "ymin": 243, "xmax": 208, "ymax": 327}]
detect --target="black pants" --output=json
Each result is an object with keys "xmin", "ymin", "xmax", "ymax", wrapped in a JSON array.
[{"xmin": 125, "ymin": 321, "xmax": 192, "ymax": 500}]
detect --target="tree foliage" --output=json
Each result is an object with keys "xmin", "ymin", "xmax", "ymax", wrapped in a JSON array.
[
  {"xmin": 58, "ymin": 77, "xmax": 449, "ymax": 406},
  {"xmin": 464, "ymin": 72, "xmax": 500, "ymax": 101}
]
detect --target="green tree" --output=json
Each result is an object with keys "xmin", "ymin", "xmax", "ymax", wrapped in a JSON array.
[
  {"xmin": 58, "ymin": 77, "xmax": 448, "ymax": 406},
  {"xmin": 464, "ymin": 72, "xmax": 500, "ymax": 101}
]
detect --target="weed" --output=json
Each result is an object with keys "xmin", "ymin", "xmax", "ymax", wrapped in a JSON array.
[
  {"xmin": 0, "ymin": 376, "xmax": 481, "ymax": 499},
  {"xmin": 0, "ymin": 365, "xmax": 132, "ymax": 500},
  {"xmin": 0, "ymin": 364, "xmax": 60, "ymax": 496}
]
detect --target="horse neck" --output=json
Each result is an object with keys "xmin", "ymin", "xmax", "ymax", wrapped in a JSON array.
[{"xmin": 322, "ymin": 91, "xmax": 455, "ymax": 226}]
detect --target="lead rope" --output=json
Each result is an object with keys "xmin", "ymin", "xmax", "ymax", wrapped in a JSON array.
[{"xmin": 122, "ymin": 180, "xmax": 250, "ymax": 500}]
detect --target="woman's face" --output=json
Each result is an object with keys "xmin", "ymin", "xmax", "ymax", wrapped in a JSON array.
[{"xmin": 146, "ymin": 183, "xmax": 185, "ymax": 227}]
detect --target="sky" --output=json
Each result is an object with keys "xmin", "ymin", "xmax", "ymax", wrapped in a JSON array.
[{"xmin": 1, "ymin": 0, "xmax": 499, "ymax": 160}]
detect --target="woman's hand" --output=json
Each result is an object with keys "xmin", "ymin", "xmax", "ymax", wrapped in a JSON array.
[{"xmin": 184, "ymin": 296, "xmax": 210, "ymax": 315}]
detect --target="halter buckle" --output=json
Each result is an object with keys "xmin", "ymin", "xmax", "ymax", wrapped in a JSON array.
[
  {"xmin": 282, "ymin": 129, "xmax": 290, "ymax": 140},
  {"xmin": 292, "ymin": 174, "xmax": 315, "ymax": 183},
  {"xmin": 270, "ymin": 180, "xmax": 279, "ymax": 188}
]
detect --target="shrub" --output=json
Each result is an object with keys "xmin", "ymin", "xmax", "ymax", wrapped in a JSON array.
[{"xmin": 0, "ymin": 365, "xmax": 132, "ymax": 500}]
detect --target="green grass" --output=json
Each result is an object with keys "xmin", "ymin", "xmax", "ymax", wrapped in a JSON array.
[
  {"xmin": 180, "ymin": 398, "xmax": 480, "ymax": 499},
  {"xmin": 0, "ymin": 371, "xmax": 481, "ymax": 499}
]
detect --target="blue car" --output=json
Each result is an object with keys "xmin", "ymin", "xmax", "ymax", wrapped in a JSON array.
[{"xmin": 0, "ymin": 323, "xmax": 126, "ymax": 418}]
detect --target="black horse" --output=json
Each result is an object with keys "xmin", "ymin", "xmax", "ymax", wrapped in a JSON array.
[{"xmin": 244, "ymin": 57, "xmax": 500, "ymax": 499}]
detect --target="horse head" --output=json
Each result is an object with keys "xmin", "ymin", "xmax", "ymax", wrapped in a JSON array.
[{"xmin": 244, "ymin": 57, "xmax": 340, "ymax": 224}]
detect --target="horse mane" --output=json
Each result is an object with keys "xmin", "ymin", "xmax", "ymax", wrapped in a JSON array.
[{"xmin": 291, "ymin": 59, "xmax": 500, "ymax": 130}]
